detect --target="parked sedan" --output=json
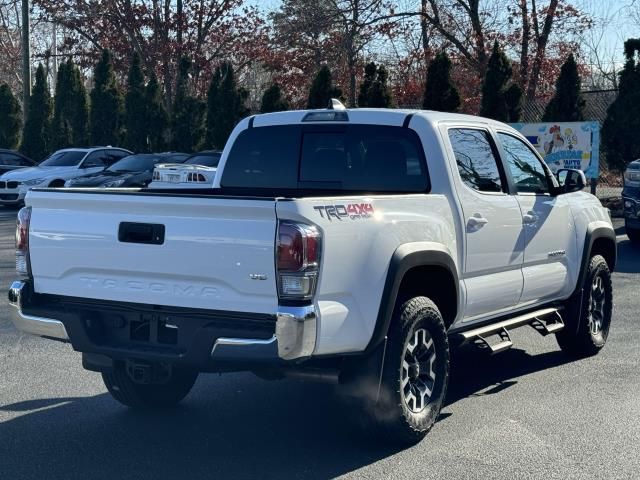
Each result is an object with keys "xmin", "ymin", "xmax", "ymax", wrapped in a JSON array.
[
  {"xmin": 65, "ymin": 153, "xmax": 189, "ymax": 188},
  {"xmin": 0, "ymin": 150, "xmax": 37, "ymax": 175},
  {"xmin": 148, "ymin": 151, "xmax": 221, "ymax": 188},
  {"xmin": 0, "ymin": 147, "xmax": 131, "ymax": 206}
]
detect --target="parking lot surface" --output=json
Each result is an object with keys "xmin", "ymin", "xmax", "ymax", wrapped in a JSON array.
[{"xmin": 1, "ymin": 208, "xmax": 638, "ymax": 480}]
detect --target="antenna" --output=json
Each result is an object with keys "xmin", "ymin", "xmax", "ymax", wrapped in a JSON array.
[{"xmin": 328, "ymin": 98, "xmax": 346, "ymax": 111}]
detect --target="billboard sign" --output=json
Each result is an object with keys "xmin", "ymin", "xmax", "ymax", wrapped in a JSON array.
[{"xmin": 510, "ymin": 121, "xmax": 600, "ymax": 179}]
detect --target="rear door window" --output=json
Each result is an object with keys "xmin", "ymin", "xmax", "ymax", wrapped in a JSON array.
[
  {"xmin": 221, "ymin": 124, "xmax": 429, "ymax": 192},
  {"xmin": 448, "ymin": 128, "xmax": 505, "ymax": 193}
]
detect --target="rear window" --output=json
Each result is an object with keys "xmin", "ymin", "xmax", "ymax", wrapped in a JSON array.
[{"xmin": 221, "ymin": 124, "xmax": 429, "ymax": 192}]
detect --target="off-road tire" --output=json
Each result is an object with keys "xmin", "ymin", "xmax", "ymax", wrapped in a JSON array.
[
  {"xmin": 557, "ymin": 255, "xmax": 612, "ymax": 357},
  {"xmin": 102, "ymin": 364, "xmax": 198, "ymax": 408},
  {"xmin": 370, "ymin": 296, "xmax": 450, "ymax": 445}
]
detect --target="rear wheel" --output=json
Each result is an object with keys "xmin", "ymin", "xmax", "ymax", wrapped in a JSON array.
[
  {"xmin": 102, "ymin": 363, "xmax": 198, "ymax": 408},
  {"xmin": 367, "ymin": 296, "xmax": 450, "ymax": 445},
  {"xmin": 557, "ymin": 255, "xmax": 612, "ymax": 357}
]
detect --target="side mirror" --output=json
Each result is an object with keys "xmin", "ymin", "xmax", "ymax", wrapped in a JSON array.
[{"xmin": 556, "ymin": 168, "xmax": 587, "ymax": 194}]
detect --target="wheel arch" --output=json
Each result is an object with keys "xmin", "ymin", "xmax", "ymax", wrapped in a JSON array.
[
  {"xmin": 365, "ymin": 242, "xmax": 459, "ymax": 353},
  {"xmin": 576, "ymin": 225, "xmax": 616, "ymax": 291},
  {"xmin": 48, "ymin": 179, "xmax": 66, "ymax": 187}
]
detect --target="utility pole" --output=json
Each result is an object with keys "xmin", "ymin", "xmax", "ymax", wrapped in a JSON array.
[{"xmin": 21, "ymin": 0, "xmax": 31, "ymax": 115}]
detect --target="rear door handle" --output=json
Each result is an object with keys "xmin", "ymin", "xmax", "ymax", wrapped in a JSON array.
[{"xmin": 467, "ymin": 214, "xmax": 489, "ymax": 229}]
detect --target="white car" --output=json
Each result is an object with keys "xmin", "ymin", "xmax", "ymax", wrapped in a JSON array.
[
  {"xmin": 0, "ymin": 147, "xmax": 131, "ymax": 206},
  {"xmin": 8, "ymin": 104, "xmax": 616, "ymax": 444},
  {"xmin": 148, "ymin": 151, "xmax": 221, "ymax": 188}
]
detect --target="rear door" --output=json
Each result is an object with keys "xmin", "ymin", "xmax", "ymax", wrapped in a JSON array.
[
  {"xmin": 496, "ymin": 131, "xmax": 578, "ymax": 304},
  {"xmin": 27, "ymin": 191, "xmax": 279, "ymax": 314},
  {"xmin": 446, "ymin": 127, "xmax": 525, "ymax": 321}
]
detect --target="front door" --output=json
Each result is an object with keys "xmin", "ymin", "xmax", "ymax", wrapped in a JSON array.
[
  {"xmin": 446, "ymin": 127, "xmax": 525, "ymax": 321},
  {"xmin": 496, "ymin": 132, "xmax": 578, "ymax": 305}
]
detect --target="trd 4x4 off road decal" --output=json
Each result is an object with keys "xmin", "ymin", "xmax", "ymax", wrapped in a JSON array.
[{"xmin": 313, "ymin": 203, "xmax": 374, "ymax": 221}]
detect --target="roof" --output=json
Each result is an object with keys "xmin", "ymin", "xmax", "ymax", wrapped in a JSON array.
[
  {"xmin": 252, "ymin": 107, "xmax": 515, "ymax": 131},
  {"xmin": 521, "ymin": 89, "xmax": 618, "ymax": 124}
]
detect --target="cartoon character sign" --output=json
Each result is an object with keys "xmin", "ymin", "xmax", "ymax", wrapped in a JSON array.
[
  {"xmin": 544, "ymin": 125, "xmax": 564, "ymax": 154},
  {"xmin": 510, "ymin": 122, "xmax": 600, "ymax": 179}
]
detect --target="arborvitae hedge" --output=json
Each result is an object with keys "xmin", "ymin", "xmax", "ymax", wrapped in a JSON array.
[
  {"xmin": 125, "ymin": 53, "xmax": 149, "ymax": 152},
  {"xmin": 53, "ymin": 59, "xmax": 89, "ymax": 148},
  {"xmin": 480, "ymin": 42, "xmax": 520, "ymax": 122},
  {"xmin": 90, "ymin": 49, "xmax": 123, "ymax": 146},
  {"xmin": 172, "ymin": 56, "xmax": 205, "ymax": 152},
  {"xmin": 358, "ymin": 62, "xmax": 377, "ymax": 107},
  {"xmin": 542, "ymin": 54, "xmax": 584, "ymax": 122},
  {"xmin": 0, "ymin": 83, "xmax": 22, "ymax": 149},
  {"xmin": 603, "ymin": 39, "xmax": 640, "ymax": 170},
  {"xmin": 260, "ymin": 83, "xmax": 289, "ymax": 113},
  {"xmin": 21, "ymin": 64, "xmax": 52, "ymax": 160},
  {"xmin": 307, "ymin": 65, "xmax": 342, "ymax": 109},
  {"xmin": 422, "ymin": 52, "xmax": 460, "ymax": 113},
  {"xmin": 206, "ymin": 62, "xmax": 248, "ymax": 149},
  {"xmin": 145, "ymin": 73, "xmax": 168, "ymax": 152}
]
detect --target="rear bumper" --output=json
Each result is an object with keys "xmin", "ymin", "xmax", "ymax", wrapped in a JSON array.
[
  {"xmin": 8, "ymin": 280, "xmax": 316, "ymax": 369},
  {"xmin": 8, "ymin": 281, "xmax": 69, "ymax": 340}
]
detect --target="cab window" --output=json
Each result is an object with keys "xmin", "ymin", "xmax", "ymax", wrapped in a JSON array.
[{"xmin": 498, "ymin": 133, "xmax": 551, "ymax": 194}]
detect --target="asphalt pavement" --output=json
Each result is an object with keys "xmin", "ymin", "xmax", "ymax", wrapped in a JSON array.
[{"xmin": 0, "ymin": 208, "xmax": 638, "ymax": 480}]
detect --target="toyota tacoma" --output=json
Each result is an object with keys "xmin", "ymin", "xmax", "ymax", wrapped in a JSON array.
[{"xmin": 8, "ymin": 103, "xmax": 616, "ymax": 444}]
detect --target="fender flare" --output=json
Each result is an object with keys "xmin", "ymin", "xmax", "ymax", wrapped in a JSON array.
[
  {"xmin": 364, "ymin": 242, "xmax": 459, "ymax": 353},
  {"xmin": 575, "ymin": 224, "xmax": 617, "ymax": 292},
  {"xmin": 565, "ymin": 224, "xmax": 616, "ymax": 335}
]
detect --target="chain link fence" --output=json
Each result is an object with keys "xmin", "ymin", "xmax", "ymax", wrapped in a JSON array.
[{"xmin": 593, "ymin": 167, "xmax": 624, "ymax": 216}]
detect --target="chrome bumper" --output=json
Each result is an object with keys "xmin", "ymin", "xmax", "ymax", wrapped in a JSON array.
[
  {"xmin": 8, "ymin": 281, "xmax": 69, "ymax": 340},
  {"xmin": 211, "ymin": 305, "xmax": 316, "ymax": 361}
]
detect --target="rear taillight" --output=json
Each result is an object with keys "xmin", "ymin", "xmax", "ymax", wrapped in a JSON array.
[
  {"xmin": 153, "ymin": 171, "xmax": 160, "ymax": 181},
  {"xmin": 16, "ymin": 206, "xmax": 31, "ymax": 277},
  {"xmin": 276, "ymin": 222, "xmax": 321, "ymax": 301},
  {"xmin": 187, "ymin": 173, "xmax": 207, "ymax": 182}
]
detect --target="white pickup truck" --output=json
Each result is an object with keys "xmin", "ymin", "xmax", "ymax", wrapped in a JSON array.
[{"xmin": 9, "ymin": 103, "xmax": 616, "ymax": 444}]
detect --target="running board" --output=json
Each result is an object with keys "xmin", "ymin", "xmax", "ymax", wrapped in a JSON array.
[{"xmin": 460, "ymin": 307, "xmax": 564, "ymax": 354}]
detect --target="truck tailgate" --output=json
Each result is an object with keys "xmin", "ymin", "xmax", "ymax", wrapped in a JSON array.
[{"xmin": 27, "ymin": 191, "xmax": 278, "ymax": 314}]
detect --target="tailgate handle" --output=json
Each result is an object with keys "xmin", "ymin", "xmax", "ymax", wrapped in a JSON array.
[{"xmin": 118, "ymin": 222, "xmax": 165, "ymax": 245}]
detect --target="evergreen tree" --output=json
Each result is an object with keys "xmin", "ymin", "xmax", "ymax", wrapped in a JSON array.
[
  {"xmin": 367, "ymin": 65, "xmax": 393, "ymax": 108},
  {"xmin": 358, "ymin": 62, "xmax": 377, "ymax": 107},
  {"xmin": 21, "ymin": 64, "xmax": 52, "ymax": 160},
  {"xmin": 423, "ymin": 52, "xmax": 461, "ymax": 113},
  {"xmin": 125, "ymin": 53, "xmax": 148, "ymax": 152},
  {"xmin": 145, "ymin": 72, "xmax": 168, "ymax": 152},
  {"xmin": 307, "ymin": 65, "xmax": 342, "ymax": 109},
  {"xmin": 260, "ymin": 83, "xmax": 289, "ymax": 113},
  {"xmin": 53, "ymin": 59, "xmax": 89, "ymax": 148},
  {"xmin": 90, "ymin": 49, "xmax": 123, "ymax": 146},
  {"xmin": 542, "ymin": 54, "xmax": 585, "ymax": 122},
  {"xmin": 52, "ymin": 61, "xmax": 72, "ymax": 148},
  {"xmin": 0, "ymin": 83, "xmax": 22, "ymax": 149},
  {"xmin": 602, "ymin": 39, "xmax": 640, "ymax": 170},
  {"xmin": 505, "ymin": 83, "xmax": 523, "ymax": 122},
  {"xmin": 172, "ymin": 56, "xmax": 205, "ymax": 152},
  {"xmin": 206, "ymin": 62, "xmax": 249, "ymax": 149},
  {"xmin": 480, "ymin": 42, "xmax": 520, "ymax": 122}
]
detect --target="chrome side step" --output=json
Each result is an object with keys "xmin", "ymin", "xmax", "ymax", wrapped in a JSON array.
[{"xmin": 460, "ymin": 307, "xmax": 564, "ymax": 354}]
